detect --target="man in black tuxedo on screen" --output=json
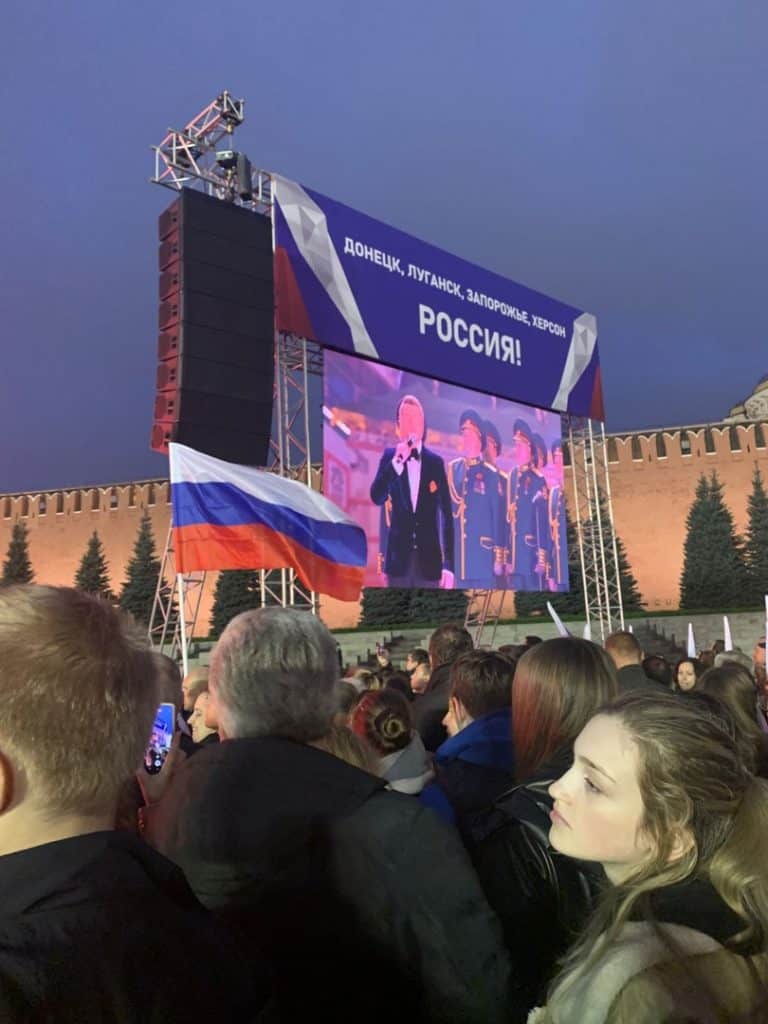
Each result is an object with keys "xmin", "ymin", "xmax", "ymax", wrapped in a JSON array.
[{"xmin": 370, "ymin": 395, "xmax": 454, "ymax": 588}]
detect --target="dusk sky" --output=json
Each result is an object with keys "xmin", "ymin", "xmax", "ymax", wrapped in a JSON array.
[{"xmin": 2, "ymin": 1, "xmax": 766, "ymax": 494}]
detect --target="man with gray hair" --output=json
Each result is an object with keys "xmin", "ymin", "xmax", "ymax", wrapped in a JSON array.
[
  {"xmin": 146, "ymin": 607, "xmax": 515, "ymax": 1024},
  {"xmin": 714, "ymin": 648, "xmax": 754, "ymax": 673}
]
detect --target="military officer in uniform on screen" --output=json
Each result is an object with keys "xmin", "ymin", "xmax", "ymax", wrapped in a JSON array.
[
  {"xmin": 448, "ymin": 410, "xmax": 504, "ymax": 588},
  {"xmin": 370, "ymin": 395, "xmax": 454, "ymax": 588},
  {"xmin": 548, "ymin": 439, "xmax": 568, "ymax": 591},
  {"xmin": 531, "ymin": 432, "xmax": 554, "ymax": 587},
  {"xmin": 483, "ymin": 419, "xmax": 510, "ymax": 584},
  {"xmin": 506, "ymin": 418, "xmax": 549, "ymax": 591}
]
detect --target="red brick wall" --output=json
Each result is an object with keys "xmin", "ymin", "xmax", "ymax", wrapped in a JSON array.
[
  {"xmin": 2, "ymin": 419, "xmax": 765, "ymax": 629},
  {"xmin": 598, "ymin": 421, "xmax": 768, "ymax": 611}
]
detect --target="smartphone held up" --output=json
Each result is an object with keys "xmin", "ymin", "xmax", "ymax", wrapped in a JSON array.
[{"xmin": 144, "ymin": 702, "xmax": 175, "ymax": 775}]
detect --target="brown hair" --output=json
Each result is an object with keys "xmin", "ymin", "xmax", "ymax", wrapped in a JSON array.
[
  {"xmin": 335, "ymin": 680, "xmax": 361, "ymax": 718},
  {"xmin": 642, "ymin": 654, "xmax": 672, "ymax": 687},
  {"xmin": 352, "ymin": 668, "xmax": 379, "ymax": 690},
  {"xmin": 673, "ymin": 656, "xmax": 704, "ymax": 689},
  {"xmin": 313, "ymin": 725, "xmax": 379, "ymax": 774},
  {"xmin": 153, "ymin": 652, "xmax": 183, "ymax": 711},
  {"xmin": 428, "ymin": 622, "xmax": 473, "ymax": 671},
  {"xmin": 182, "ymin": 666, "xmax": 209, "ymax": 705},
  {"xmin": 384, "ymin": 671, "xmax": 413, "ymax": 701},
  {"xmin": 551, "ymin": 690, "xmax": 768, "ymax": 1012},
  {"xmin": 407, "ymin": 647, "xmax": 430, "ymax": 667},
  {"xmin": 450, "ymin": 650, "xmax": 514, "ymax": 720},
  {"xmin": 604, "ymin": 630, "xmax": 642, "ymax": 664},
  {"xmin": 0, "ymin": 585, "xmax": 158, "ymax": 815},
  {"xmin": 698, "ymin": 664, "xmax": 768, "ymax": 776},
  {"xmin": 699, "ymin": 650, "xmax": 716, "ymax": 670},
  {"xmin": 512, "ymin": 637, "xmax": 618, "ymax": 782},
  {"xmin": 350, "ymin": 689, "xmax": 412, "ymax": 756}
]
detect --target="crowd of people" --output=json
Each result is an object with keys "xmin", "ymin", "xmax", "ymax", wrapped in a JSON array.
[{"xmin": 2, "ymin": 584, "xmax": 768, "ymax": 1021}]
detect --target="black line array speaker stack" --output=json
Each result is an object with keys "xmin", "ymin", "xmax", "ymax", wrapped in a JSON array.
[{"xmin": 151, "ymin": 188, "xmax": 275, "ymax": 466}]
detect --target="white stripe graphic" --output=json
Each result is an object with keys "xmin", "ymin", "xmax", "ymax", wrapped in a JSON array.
[
  {"xmin": 274, "ymin": 176, "xmax": 379, "ymax": 359},
  {"xmin": 551, "ymin": 312, "xmax": 598, "ymax": 413},
  {"xmin": 169, "ymin": 444, "xmax": 356, "ymax": 527}
]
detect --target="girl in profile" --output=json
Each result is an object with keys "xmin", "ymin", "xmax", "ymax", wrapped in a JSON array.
[{"xmin": 533, "ymin": 690, "xmax": 768, "ymax": 1023}]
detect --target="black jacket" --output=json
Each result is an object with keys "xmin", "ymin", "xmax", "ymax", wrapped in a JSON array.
[
  {"xmin": 0, "ymin": 830, "xmax": 263, "ymax": 1022},
  {"xmin": 466, "ymin": 747, "xmax": 602, "ymax": 1013},
  {"xmin": 187, "ymin": 731, "xmax": 220, "ymax": 756},
  {"xmin": 145, "ymin": 735, "xmax": 515, "ymax": 1024},
  {"xmin": 617, "ymin": 663, "xmax": 666, "ymax": 693},
  {"xmin": 370, "ymin": 446, "xmax": 454, "ymax": 579},
  {"xmin": 411, "ymin": 661, "xmax": 452, "ymax": 751},
  {"xmin": 420, "ymin": 707, "xmax": 515, "ymax": 830}
]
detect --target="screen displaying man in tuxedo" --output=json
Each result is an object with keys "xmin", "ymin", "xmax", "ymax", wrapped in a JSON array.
[{"xmin": 370, "ymin": 395, "xmax": 455, "ymax": 588}]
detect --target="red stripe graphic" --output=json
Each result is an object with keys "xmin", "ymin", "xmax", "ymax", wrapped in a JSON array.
[{"xmin": 173, "ymin": 522, "xmax": 364, "ymax": 602}]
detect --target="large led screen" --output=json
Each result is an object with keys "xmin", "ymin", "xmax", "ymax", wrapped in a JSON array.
[{"xmin": 323, "ymin": 350, "xmax": 569, "ymax": 592}]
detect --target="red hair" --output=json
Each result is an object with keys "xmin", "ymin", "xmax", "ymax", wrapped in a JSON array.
[{"xmin": 512, "ymin": 638, "xmax": 618, "ymax": 782}]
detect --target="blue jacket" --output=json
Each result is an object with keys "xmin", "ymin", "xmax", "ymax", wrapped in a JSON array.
[{"xmin": 420, "ymin": 707, "xmax": 515, "ymax": 827}]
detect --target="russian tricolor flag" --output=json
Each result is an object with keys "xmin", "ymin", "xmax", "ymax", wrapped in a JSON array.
[{"xmin": 169, "ymin": 443, "xmax": 367, "ymax": 601}]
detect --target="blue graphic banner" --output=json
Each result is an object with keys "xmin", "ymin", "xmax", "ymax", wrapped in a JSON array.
[{"xmin": 274, "ymin": 177, "xmax": 604, "ymax": 420}]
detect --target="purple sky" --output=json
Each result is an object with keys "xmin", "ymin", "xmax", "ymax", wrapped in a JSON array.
[{"xmin": 2, "ymin": 0, "xmax": 766, "ymax": 493}]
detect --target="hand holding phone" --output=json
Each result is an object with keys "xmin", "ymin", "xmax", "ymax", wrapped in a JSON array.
[{"xmin": 143, "ymin": 702, "xmax": 176, "ymax": 775}]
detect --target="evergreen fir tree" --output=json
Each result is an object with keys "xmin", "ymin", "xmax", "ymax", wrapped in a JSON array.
[
  {"xmin": 408, "ymin": 587, "xmax": 469, "ymax": 626},
  {"xmin": 360, "ymin": 586, "xmax": 469, "ymax": 628},
  {"xmin": 359, "ymin": 587, "xmax": 412, "ymax": 628},
  {"xmin": 1, "ymin": 522, "xmax": 34, "ymax": 585},
  {"xmin": 210, "ymin": 570, "xmax": 262, "ymax": 637},
  {"xmin": 680, "ymin": 472, "xmax": 748, "ymax": 610},
  {"xmin": 744, "ymin": 467, "xmax": 768, "ymax": 606},
  {"xmin": 74, "ymin": 530, "xmax": 113, "ymax": 599},
  {"xmin": 679, "ymin": 475, "xmax": 711, "ymax": 610},
  {"xmin": 514, "ymin": 494, "xmax": 642, "ymax": 618},
  {"xmin": 119, "ymin": 513, "xmax": 161, "ymax": 627}
]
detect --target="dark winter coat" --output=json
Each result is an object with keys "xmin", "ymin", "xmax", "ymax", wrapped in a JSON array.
[
  {"xmin": 411, "ymin": 662, "xmax": 453, "ymax": 751},
  {"xmin": 145, "ymin": 735, "xmax": 517, "ymax": 1024},
  {"xmin": 616, "ymin": 664, "xmax": 666, "ymax": 694},
  {"xmin": 0, "ymin": 830, "xmax": 263, "ymax": 1022},
  {"xmin": 187, "ymin": 731, "xmax": 220, "ymax": 756},
  {"xmin": 467, "ymin": 746, "xmax": 603, "ymax": 1013},
  {"xmin": 420, "ymin": 707, "xmax": 515, "ymax": 827}
]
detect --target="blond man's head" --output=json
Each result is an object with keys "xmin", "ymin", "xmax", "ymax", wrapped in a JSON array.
[
  {"xmin": 0, "ymin": 585, "xmax": 158, "ymax": 818},
  {"xmin": 181, "ymin": 666, "xmax": 209, "ymax": 712}
]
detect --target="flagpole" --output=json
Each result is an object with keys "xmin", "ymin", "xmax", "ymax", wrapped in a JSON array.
[
  {"xmin": 687, "ymin": 622, "xmax": 696, "ymax": 659},
  {"xmin": 546, "ymin": 601, "xmax": 571, "ymax": 638},
  {"xmin": 723, "ymin": 614, "xmax": 733, "ymax": 652},
  {"xmin": 177, "ymin": 572, "xmax": 189, "ymax": 678}
]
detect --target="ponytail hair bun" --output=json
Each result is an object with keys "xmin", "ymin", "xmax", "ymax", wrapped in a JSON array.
[{"xmin": 350, "ymin": 689, "xmax": 412, "ymax": 756}]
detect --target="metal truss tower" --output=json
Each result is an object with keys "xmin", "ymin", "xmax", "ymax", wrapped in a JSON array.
[
  {"xmin": 464, "ymin": 589, "xmax": 507, "ymax": 648},
  {"xmin": 148, "ymin": 92, "xmax": 622, "ymax": 661},
  {"xmin": 147, "ymin": 92, "xmax": 322, "ymax": 667},
  {"xmin": 261, "ymin": 332, "xmax": 324, "ymax": 613},
  {"xmin": 151, "ymin": 91, "xmax": 272, "ymax": 213},
  {"xmin": 565, "ymin": 415, "xmax": 624, "ymax": 642}
]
